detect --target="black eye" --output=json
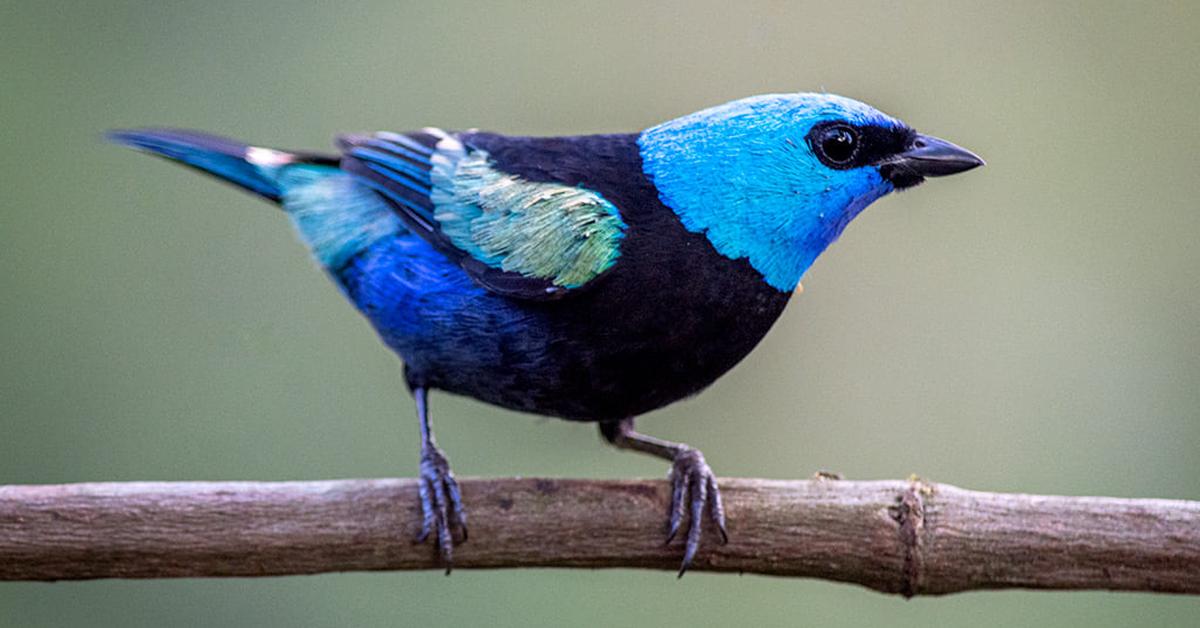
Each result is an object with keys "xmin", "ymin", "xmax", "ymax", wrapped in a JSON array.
[{"xmin": 818, "ymin": 125, "xmax": 858, "ymax": 164}]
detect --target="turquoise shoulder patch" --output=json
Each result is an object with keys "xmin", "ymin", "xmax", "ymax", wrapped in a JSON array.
[{"xmin": 429, "ymin": 139, "xmax": 626, "ymax": 289}]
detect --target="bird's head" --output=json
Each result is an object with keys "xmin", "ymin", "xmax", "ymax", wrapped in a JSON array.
[{"xmin": 638, "ymin": 93, "xmax": 983, "ymax": 292}]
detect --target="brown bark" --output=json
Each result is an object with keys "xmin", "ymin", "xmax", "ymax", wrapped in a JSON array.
[{"xmin": 1, "ymin": 477, "xmax": 1197, "ymax": 595}]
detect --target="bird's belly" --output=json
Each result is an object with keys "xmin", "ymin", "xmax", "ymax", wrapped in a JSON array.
[
  {"xmin": 339, "ymin": 235, "xmax": 789, "ymax": 421},
  {"xmin": 410, "ymin": 315, "xmax": 763, "ymax": 421}
]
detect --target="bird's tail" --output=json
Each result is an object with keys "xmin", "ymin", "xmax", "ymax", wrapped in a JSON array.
[{"xmin": 106, "ymin": 128, "xmax": 340, "ymax": 203}]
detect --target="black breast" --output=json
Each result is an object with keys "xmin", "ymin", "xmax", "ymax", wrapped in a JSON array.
[{"xmin": 449, "ymin": 132, "xmax": 794, "ymax": 420}]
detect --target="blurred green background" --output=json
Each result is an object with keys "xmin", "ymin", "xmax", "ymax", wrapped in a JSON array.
[{"xmin": 2, "ymin": 1, "xmax": 1198, "ymax": 626}]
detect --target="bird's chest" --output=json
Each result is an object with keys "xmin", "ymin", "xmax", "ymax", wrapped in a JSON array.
[{"xmin": 530, "ymin": 229, "xmax": 793, "ymax": 419}]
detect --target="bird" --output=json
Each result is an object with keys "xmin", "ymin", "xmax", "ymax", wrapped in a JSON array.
[{"xmin": 108, "ymin": 92, "xmax": 983, "ymax": 575}]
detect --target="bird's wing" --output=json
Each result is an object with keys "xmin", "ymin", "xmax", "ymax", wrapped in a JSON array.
[{"xmin": 339, "ymin": 129, "xmax": 627, "ymax": 300}]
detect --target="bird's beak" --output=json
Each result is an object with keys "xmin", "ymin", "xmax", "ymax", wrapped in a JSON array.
[{"xmin": 890, "ymin": 134, "xmax": 985, "ymax": 177}]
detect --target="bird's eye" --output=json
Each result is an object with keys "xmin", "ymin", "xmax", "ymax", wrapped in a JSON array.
[{"xmin": 818, "ymin": 126, "xmax": 858, "ymax": 164}]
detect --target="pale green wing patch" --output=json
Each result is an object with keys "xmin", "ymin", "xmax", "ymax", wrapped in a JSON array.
[{"xmin": 428, "ymin": 136, "xmax": 626, "ymax": 290}]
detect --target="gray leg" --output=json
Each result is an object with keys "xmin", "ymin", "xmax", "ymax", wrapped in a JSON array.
[
  {"xmin": 412, "ymin": 386, "xmax": 466, "ymax": 573},
  {"xmin": 600, "ymin": 417, "xmax": 727, "ymax": 576}
]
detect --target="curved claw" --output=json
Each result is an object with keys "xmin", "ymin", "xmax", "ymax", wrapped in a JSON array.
[
  {"xmin": 415, "ymin": 445, "xmax": 467, "ymax": 573},
  {"xmin": 667, "ymin": 448, "xmax": 726, "ymax": 576},
  {"xmin": 444, "ymin": 473, "xmax": 468, "ymax": 542},
  {"xmin": 706, "ymin": 472, "xmax": 728, "ymax": 545},
  {"xmin": 665, "ymin": 469, "xmax": 689, "ymax": 545}
]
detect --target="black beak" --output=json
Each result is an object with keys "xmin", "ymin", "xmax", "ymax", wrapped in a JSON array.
[{"xmin": 881, "ymin": 133, "xmax": 984, "ymax": 188}]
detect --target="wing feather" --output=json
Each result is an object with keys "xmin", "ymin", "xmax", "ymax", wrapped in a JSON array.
[{"xmin": 340, "ymin": 130, "xmax": 626, "ymax": 300}]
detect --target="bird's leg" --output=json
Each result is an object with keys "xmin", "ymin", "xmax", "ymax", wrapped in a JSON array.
[
  {"xmin": 599, "ymin": 417, "xmax": 727, "ymax": 576},
  {"xmin": 411, "ymin": 386, "xmax": 467, "ymax": 572}
]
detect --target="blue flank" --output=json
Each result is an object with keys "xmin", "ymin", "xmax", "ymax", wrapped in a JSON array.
[
  {"xmin": 338, "ymin": 235, "xmax": 504, "ymax": 376},
  {"xmin": 638, "ymin": 93, "xmax": 904, "ymax": 291}
]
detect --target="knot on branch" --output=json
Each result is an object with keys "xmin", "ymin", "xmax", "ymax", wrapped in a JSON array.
[{"xmin": 890, "ymin": 478, "xmax": 931, "ymax": 597}]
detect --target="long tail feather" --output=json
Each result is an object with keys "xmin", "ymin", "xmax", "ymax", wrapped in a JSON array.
[{"xmin": 106, "ymin": 128, "xmax": 336, "ymax": 202}]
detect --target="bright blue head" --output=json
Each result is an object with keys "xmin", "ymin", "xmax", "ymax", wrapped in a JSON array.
[{"xmin": 638, "ymin": 93, "xmax": 982, "ymax": 291}]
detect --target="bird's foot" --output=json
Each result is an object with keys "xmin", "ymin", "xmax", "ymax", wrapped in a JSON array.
[
  {"xmin": 666, "ymin": 447, "xmax": 727, "ymax": 577},
  {"xmin": 415, "ymin": 444, "xmax": 467, "ymax": 573}
]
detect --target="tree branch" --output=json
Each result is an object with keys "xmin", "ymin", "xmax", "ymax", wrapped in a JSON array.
[{"xmin": 2, "ymin": 477, "xmax": 1197, "ymax": 595}]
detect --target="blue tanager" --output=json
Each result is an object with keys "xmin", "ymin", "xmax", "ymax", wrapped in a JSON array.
[{"xmin": 110, "ymin": 92, "xmax": 983, "ymax": 573}]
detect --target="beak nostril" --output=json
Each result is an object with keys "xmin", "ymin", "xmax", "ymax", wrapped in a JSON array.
[{"xmin": 892, "ymin": 133, "xmax": 984, "ymax": 180}]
